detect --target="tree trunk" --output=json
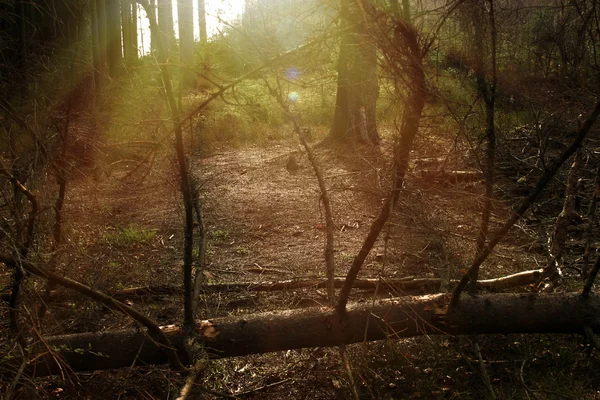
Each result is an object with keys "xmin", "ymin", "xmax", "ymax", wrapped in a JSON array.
[
  {"xmin": 121, "ymin": 0, "xmax": 131, "ymax": 61},
  {"xmin": 96, "ymin": 0, "xmax": 107, "ymax": 75},
  {"xmin": 178, "ymin": 0, "xmax": 195, "ymax": 88},
  {"xmin": 26, "ymin": 293, "xmax": 600, "ymax": 377},
  {"xmin": 198, "ymin": 0, "xmax": 207, "ymax": 44},
  {"xmin": 106, "ymin": 0, "xmax": 122, "ymax": 77},
  {"xmin": 90, "ymin": 0, "xmax": 102, "ymax": 95},
  {"xmin": 157, "ymin": 0, "xmax": 174, "ymax": 51},
  {"xmin": 130, "ymin": 1, "xmax": 138, "ymax": 59},
  {"xmin": 327, "ymin": 0, "xmax": 379, "ymax": 144}
]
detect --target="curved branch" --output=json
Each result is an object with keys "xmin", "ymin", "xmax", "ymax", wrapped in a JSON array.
[
  {"xmin": 452, "ymin": 99, "xmax": 600, "ymax": 306},
  {"xmin": 0, "ymin": 256, "xmax": 186, "ymax": 371}
]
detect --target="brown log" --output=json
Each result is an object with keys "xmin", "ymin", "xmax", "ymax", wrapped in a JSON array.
[
  {"xmin": 1, "ymin": 271, "xmax": 541, "ymax": 303},
  {"xmin": 27, "ymin": 292, "xmax": 600, "ymax": 377},
  {"xmin": 110, "ymin": 270, "xmax": 541, "ymax": 297},
  {"xmin": 110, "ymin": 277, "xmax": 438, "ymax": 298}
]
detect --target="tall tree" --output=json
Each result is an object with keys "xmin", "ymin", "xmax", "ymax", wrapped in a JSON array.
[
  {"xmin": 327, "ymin": 0, "xmax": 379, "ymax": 144},
  {"xmin": 96, "ymin": 0, "xmax": 107, "ymax": 74},
  {"xmin": 121, "ymin": 0, "xmax": 131, "ymax": 61},
  {"xmin": 131, "ymin": 1, "xmax": 138, "ymax": 59},
  {"xmin": 106, "ymin": 0, "xmax": 122, "ymax": 77},
  {"xmin": 178, "ymin": 0, "xmax": 195, "ymax": 87},
  {"xmin": 148, "ymin": 0, "xmax": 157, "ymax": 53},
  {"xmin": 157, "ymin": 0, "xmax": 175, "ymax": 51},
  {"xmin": 459, "ymin": 0, "xmax": 497, "ymax": 291},
  {"xmin": 198, "ymin": 0, "xmax": 207, "ymax": 44},
  {"xmin": 91, "ymin": 0, "xmax": 103, "ymax": 94},
  {"xmin": 120, "ymin": 0, "xmax": 137, "ymax": 61}
]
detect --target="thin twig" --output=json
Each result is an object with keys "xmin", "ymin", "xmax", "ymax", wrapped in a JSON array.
[
  {"xmin": 4, "ymin": 342, "xmax": 28, "ymax": 400},
  {"xmin": 340, "ymin": 345, "xmax": 360, "ymax": 400},
  {"xmin": 0, "ymin": 255, "xmax": 187, "ymax": 371},
  {"xmin": 237, "ymin": 379, "xmax": 290, "ymax": 397},
  {"xmin": 452, "ymin": 99, "xmax": 600, "ymax": 306},
  {"xmin": 475, "ymin": 342, "xmax": 496, "ymax": 400},
  {"xmin": 582, "ymin": 253, "xmax": 600, "ymax": 298},
  {"xmin": 262, "ymin": 75, "xmax": 336, "ymax": 305},
  {"xmin": 519, "ymin": 360, "xmax": 532, "ymax": 400}
]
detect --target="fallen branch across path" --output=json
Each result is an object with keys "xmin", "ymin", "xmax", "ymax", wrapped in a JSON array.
[
  {"xmin": 109, "ymin": 269, "xmax": 543, "ymax": 297},
  {"xmin": 26, "ymin": 292, "xmax": 600, "ymax": 377},
  {"xmin": 0, "ymin": 269, "xmax": 542, "ymax": 302}
]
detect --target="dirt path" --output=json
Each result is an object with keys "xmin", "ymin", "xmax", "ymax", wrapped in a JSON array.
[
  {"xmin": 195, "ymin": 140, "xmax": 538, "ymax": 293},
  {"xmin": 36, "ymin": 136, "xmax": 541, "ymax": 334},
  {"xmin": 196, "ymin": 143, "xmax": 387, "ymax": 281},
  {"xmin": 6, "ymin": 138, "xmax": 561, "ymax": 399}
]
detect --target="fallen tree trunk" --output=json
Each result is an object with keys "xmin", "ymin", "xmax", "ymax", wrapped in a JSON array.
[
  {"xmin": 1, "ymin": 270, "xmax": 540, "ymax": 303},
  {"xmin": 108, "ymin": 269, "xmax": 543, "ymax": 298},
  {"xmin": 27, "ymin": 292, "xmax": 600, "ymax": 377}
]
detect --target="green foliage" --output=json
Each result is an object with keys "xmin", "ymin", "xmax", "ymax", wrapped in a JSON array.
[
  {"xmin": 102, "ymin": 225, "xmax": 156, "ymax": 246},
  {"xmin": 210, "ymin": 230, "xmax": 230, "ymax": 241},
  {"xmin": 192, "ymin": 73, "xmax": 335, "ymax": 146},
  {"xmin": 235, "ymin": 245, "xmax": 249, "ymax": 255}
]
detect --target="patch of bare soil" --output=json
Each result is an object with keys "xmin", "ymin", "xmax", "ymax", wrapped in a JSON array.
[
  {"xmin": 196, "ymin": 137, "xmax": 539, "ymax": 307},
  {"xmin": 8, "ymin": 134, "xmax": 600, "ymax": 399}
]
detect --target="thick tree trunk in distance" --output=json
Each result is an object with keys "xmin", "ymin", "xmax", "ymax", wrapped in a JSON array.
[
  {"xmin": 106, "ymin": 0, "xmax": 122, "ymax": 77},
  {"xmin": 26, "ymin": 293, "xmax": 600, "ymax": 377},
  {"xmin": 90, "ymin": 0, "xmax": 102, "ymax": 95},
  {"xmin": 328, "ymin": 0, "xmax": 379, "ymax": 144},
  {"xmin": 96, "ymin": 0, "xmax": 107, "ymax": 74},
  {"xmin": 178, "ymin": 0, "xmax": 195, "ymax": 88},
  {"xmin": 148, "ymin": 0, "xmax": 157, "ymax": 53},
  {"xmin": 130, "ymin": 1, "xmax": 138, "ymax": 59},
  {"xmin": 198, "ymin": 0, "xmax": 207, "ymax": 44},
  {"xmin": 157, "ymin": 0, "xmax": 174, "ymax": 52},
  {"xmin": 121, "ymin": 0, "xmax": 138, "ymax": 62},
  {"xmin": 121, "ymin": 0, "xmax": 131, "ymax": 61}
]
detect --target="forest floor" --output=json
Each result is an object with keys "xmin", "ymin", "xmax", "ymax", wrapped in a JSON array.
[{"xmin": 5, "ymin": 128, "xmax": 600, "ymax": 399}]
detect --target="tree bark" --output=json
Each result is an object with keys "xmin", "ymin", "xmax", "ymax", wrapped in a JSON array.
[
  {"xmin": 178, "ymin": 0, "xmax": 195, "ymax": 88},
  {"xmin": 106, "ymin": 0, "xmax": 122, "ymax": 77},
  {"xmin": 26, "ymin": 293, "xmax": 600, "ymax": 377},
  {"xmin": 337, "ymin": 15, "xmax": 426, "ymax": 313},
  {"xmin": 157, "ymin": 0, "xmax": 174, "ymax": 51},
  {"xmin": 198, "ymin": 0, "xmax": 207, "ymax": 44},
  {"xmin": 90, "ymin": 0, "xmax": 102, "ymax": 94},
  {"xmin": 121, "ymin": 0, "xmax": 131, "ymax": 61},
  {"xmin": 131, "ymin": 0, "xmax": 138, "ymax": 59},
  {"xmin": 327, "ymin": 0, "xmax": 379, "ymax": 144},
  {"xmin": 96, "ymin": 0, "xmax": 107, "ymax": 74}
]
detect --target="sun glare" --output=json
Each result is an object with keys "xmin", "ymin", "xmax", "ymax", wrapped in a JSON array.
[{"xmin": 137, "ymin": 0, "xmax": 246, "ymax": 55}]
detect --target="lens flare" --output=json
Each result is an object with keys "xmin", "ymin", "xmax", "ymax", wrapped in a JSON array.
[{"xmin": 285, "ymin": 67, "xmax": 300, "ymax": 80}]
